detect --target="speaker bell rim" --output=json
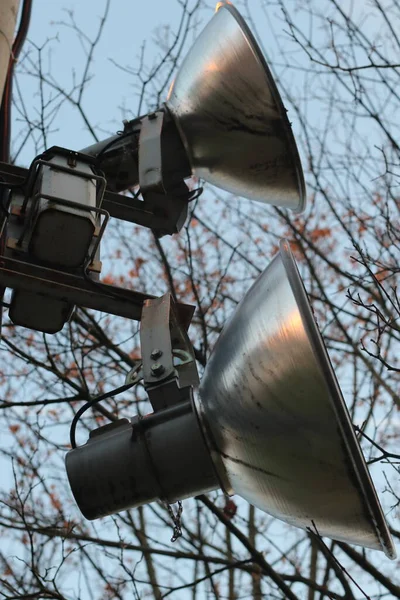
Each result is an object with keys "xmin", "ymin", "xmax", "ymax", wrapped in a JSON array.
[
  {"xmin": 279, "ymin": 239, "xmax": 395, "ymax": 558},
  {"xmin": 219, "ymin": 4, "xmax": 306, "ymax": 213},
  {"xmin": 195, "ymin": 238, "xmax": 395, "ymax": 558},
  {"xmin": 166, "ymin": 3, "xmax": 306, "ymax": 211}
]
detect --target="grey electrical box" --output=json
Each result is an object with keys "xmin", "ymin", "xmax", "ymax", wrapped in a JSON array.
[{"xmin": 27, "ymin": 155, "xmax": 97, "ymax": 268}]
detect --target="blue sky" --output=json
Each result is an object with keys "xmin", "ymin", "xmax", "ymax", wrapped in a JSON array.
[
  {"xmin": 2, "ymin": 2, "xmax": 398, "ymax": 597},
  {"xmin": 15, "ymin": 0, "xmax": 211, "ymax": 156}
]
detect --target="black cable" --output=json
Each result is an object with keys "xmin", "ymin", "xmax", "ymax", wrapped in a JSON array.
[
  {"xmin": 95, "ymin": 130, "xmax": 137, "ymax": 160},
  {"xmin": 69, "ymin": 382, "xmax": 135, "ymax": 449},
  {"xmin": 187, "ymin": 186, "xmax": 203, "ymax": 202},
  {"xmin": 1, "ymin": 0, "xmax": 33, "ymax": 161},
  {"xmin": 11, "ymin": 0, "xmax": 33, "ymax": 60},
  {"xmin": 0, "ymin": 0, "xmax": 33, "ymax": 337}
]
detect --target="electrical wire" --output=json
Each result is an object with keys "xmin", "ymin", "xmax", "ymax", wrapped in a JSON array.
[
  {"xmin": 0, "ymin": 0, "xmax": 33, "ymax": 336},
  {"xmin": 1, "ymin": 0, "xmax": 33, "ymax": 161},
  {"xmin": 95, "ymin": 130, "xmax": 137, "ymax": 160},
  {"xmin": 69, "ymin": 382, "xmax": 135, "ymax": 449}
]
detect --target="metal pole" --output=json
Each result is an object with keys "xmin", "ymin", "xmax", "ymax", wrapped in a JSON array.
[
  {"xmin": 0, "ymin": 0, "xmax": 32, "ymax": 337},
  {"xmin": 0, "ymin": 0, "xmax": 20, "ymax": 102},
  {"xmin": 0, "ymin": 0, "xmax": 21, "ymax": 338}
]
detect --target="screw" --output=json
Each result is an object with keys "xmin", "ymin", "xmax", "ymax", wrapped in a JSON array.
[
  {"xmin": 151, "ymin": 363, "xmax": 165, "ymax": 377},
  {"xmin": 150, "ymin": 349, "xmax": 162, "ymax": 360}
]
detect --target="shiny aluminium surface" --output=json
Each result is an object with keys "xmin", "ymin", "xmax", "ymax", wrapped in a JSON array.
[
  {"xmin": 166, "ymin": 4, "xmax": 306, "ymax": 211},
  {"xmin": 196, "ymin": 240, "xmax": 395, "ymax": 557}
]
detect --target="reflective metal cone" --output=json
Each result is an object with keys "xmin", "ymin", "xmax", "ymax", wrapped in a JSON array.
[
  {"xmin": 166, "ymin": 3, "xmax": 306, "ymax": 211},
  {"xmin": 195, "ymin": 239, "xmax": 396, "ymax": 557}
]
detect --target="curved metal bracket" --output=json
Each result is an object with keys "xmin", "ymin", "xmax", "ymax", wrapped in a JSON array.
[
  {"xmin": 140, "ymin": 293, "xmax": 199, "ymax": 411},
  {"xmin": 138, "ymin": 111, "xmax": 165, "ymax": 193}
]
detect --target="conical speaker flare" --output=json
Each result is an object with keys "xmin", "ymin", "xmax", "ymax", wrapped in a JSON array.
[
  {"xmin": 166, "ymin": 3, "xmax": 306, "ymax": 211},
  {"xmin": 195, "ymin": 239, "xmax": 395, "ymax": 557}
]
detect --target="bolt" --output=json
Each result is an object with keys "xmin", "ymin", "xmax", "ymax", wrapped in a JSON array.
[
  {"xmin": 148, "ymin": 112, "xmax": 157, "ymax": 120},
  {"xmin": 151, "ymin": 349, "xmax": 162, "ymax": 360},
  {"xmin": 151, "ymin": 363, "xmax": 165, "ymax": 377}
]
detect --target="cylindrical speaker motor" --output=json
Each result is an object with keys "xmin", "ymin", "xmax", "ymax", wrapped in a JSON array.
[{"xmin": 66, "ymin": 398, "xmax": 219, "ymax": 520}]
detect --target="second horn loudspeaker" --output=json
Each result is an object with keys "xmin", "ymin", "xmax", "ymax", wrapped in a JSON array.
[
  {"xmin": 166, "ymin": 3, "xmax": 306, "ymax": 211},
  {"xmin": 195, "ymin": 239, "xmax": 395, "ymax": 558}
]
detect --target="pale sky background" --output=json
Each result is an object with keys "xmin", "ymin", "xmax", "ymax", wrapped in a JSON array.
[
  {"xmin": 15, "ymin": 0, "xmax": 214, "ymax": 156},
  {"xmin": 2, "ymin": 1, "xmax": 397, "ymax": 597}
]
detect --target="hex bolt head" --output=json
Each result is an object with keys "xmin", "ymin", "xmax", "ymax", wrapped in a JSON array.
[
  {"xmin": 151, "ymin": 363, "xmax": 165, "ymax": 377},
  {"xmin": 150, "ymin": 349, "xmax": 163, "ymax": 360}
]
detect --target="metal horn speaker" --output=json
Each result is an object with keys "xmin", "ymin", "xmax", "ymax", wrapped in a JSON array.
[
  {"xmin": 195, "ymin": 239, "xmax": 395, "ymax": 557},
  {"xmin": 166, "ymin": 3, "xmax": 306, "ymax": 211}
]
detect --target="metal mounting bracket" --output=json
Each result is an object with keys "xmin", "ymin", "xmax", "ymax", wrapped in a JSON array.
[
  {"xmin": 138, "ymin": 111, "xmax": 165, "ymax": 193},
  {"xmin": 140, "ymin": 293, "xmax": 199, "ymax": 411}
]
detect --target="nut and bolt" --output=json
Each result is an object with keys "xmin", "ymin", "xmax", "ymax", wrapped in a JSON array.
[
  {"xmin": 150, "ymin": 350, "xmax": 164, "ymax": 376},
  {"xmin": 151, "ymin": 363, "xmax": 165, "ymax": 377}
]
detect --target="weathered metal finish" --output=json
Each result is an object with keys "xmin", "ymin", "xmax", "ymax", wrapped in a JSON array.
[
  {"xmin": 141, "ymin": 294, "xmax": 200, "ymax": 411},
  {"xmin": 196, "ymin": 239, "xmax": 395, "ymax": 557},
  {"xmin": 66, "ymin": 394, "xmax": 219, "ymax": 520},
  {"xmin": 138, "ymin": 111, "xmax": 165, "ymax": 193},
  {"xmin": 19, "ymin": 156, "xmax": 107, "ymax": 269},
  {"xmin": 81, "ymin": 111, "xmax": 191, "ymax": 194},
  {"xmin": 0, "ymin": 256, "xmax": 195, "ymax": 327},
  {"xmin": 9, "ymin": 289, "xmax": 74, "ymax": 334},
  {"xmin": 0, "ymin": 0, "xmax": 20, "ymax": 102},
  {"xmin": 0, "ymin": 160, "xmax": 190, "ymax": 236},
  {"xmin": 166, "ymin": 4, "xmax": 306, "ymax": 211},
  {"xmin": 0, "ymin": 159, "xmax": 28, "ymax": 184}
]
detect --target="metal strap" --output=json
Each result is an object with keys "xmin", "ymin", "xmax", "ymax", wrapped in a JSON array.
[{"xmin": 138, "ymin": 111, "xmax": 165, "ymax": 193}]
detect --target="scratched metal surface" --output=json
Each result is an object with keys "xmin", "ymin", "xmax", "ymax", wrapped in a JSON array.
[
  {"xmin": 166, "ymin": 4, "xmax": 306, "ymax": 211},
  {"xmin": 196, "ymin": 239, "xmax": 395, "ymax": 557}
]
